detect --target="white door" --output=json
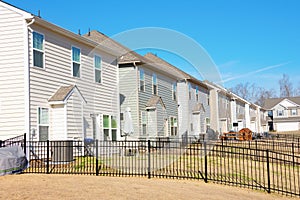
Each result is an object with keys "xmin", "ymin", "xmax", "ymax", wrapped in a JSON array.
[{"xmin": 220, "ymin": 119, "xmax": 227, "ymax": 133}]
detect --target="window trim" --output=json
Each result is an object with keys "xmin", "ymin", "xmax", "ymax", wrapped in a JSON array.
[
  {"xmin": 94, "ymin": 54, "xmax": 102, "ymax": 84},
  {"xmin": 170, "ymin": 116, "xmax": 178, "ymax": 136},
  {"xmin": 102, "ymin": 114, "xmax": 118, "ymax": 141},
  {"xmin": 172, "ymin": 83, "xmax": 177, "ymax": 101},
  {"xmin": 188, "ymin": 83, "xmax": 192, "ymax": 100},
  {"xmin": 141, "ymin": 111, "xmax": 147, "ymax": 136},
  {"xmin": 277, "ymin": 110, "xmax": 284, "ymax": 117},
  {"xmin": 195, "ymin": 86, "xmax": 199, "ymax": 101},
  {"xmin": 291, "ymin": 109, "xmax": 298, "ymax": 116},
  {"xmin": 152, "ymin": 73, "xmax": 157, "ymax": 95},
  {"xmin": 37, "ymin": 107, "xmax": 49, "ymax": 141},
  {"xmin": 139, "ymin": 69, "xmax": 145, "ymax": 92},
  {"xmin": 32, "ymin": 31, "xmax": 45, "ymax": 69},
  {"xmin": 71, "ymin": 46, "xmax": 81, "ymax": 78}
]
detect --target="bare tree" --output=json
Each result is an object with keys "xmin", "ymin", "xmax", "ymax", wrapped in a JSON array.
[
  {"xmin": 230, "ymin": 82, "xmax": 276, "ymax": 106},
  {"xmin": 279, "ymin": 74, "xmax": 293, "ymax": 97},
  {"xmin": 254, "ymin": 88, "xmax": 276, "ymax": 106}
]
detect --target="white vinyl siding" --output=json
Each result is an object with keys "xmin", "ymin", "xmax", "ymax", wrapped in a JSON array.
[
  {"xmin": 0, "ymin": 4, "xmax": 26, "ymax": 139},
  {"xmin": 28, "ymin": 24, "xmax": 119, "ymax": 141}
]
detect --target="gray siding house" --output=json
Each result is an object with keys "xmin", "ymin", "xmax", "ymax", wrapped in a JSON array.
[
  {"xmin": 85, "ymin": 31, "xmax": 185, "ymax": 140},
  {"xmin": 0, "ymin": 2, "xmax": 120, "ymax": 141},
  {"xmin": 143, "ymin": 54, "xmax": 211, "ymax": 140}
]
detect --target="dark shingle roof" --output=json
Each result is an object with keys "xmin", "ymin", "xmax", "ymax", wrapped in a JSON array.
[
  {"xmin": 263, "ymin": 97, "xmax": 300, "ymax": 110},
  {"xmin": 146, "ymin": 96, "xmax": 166, "ymax": 109},
  {"xmin": 144, "ymin": 53, "xmax": 207, "ymax": 87},
  {"xmin": 83, "ymin": 30, "xmax": 144, "ymax": 63},
  {"xmin": 48, "ymin": 85, "xmax": 75, "ymax": 102},
  {"xmin": 192, "ymin": 103, "xmax": 205, "ymax": 113}
]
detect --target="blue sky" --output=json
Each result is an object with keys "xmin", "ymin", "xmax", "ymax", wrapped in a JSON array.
[{"xmin": 5, "ymin": 0, "xmax": 300, "ymax": 94}]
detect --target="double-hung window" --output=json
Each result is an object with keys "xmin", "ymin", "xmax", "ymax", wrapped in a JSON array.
[
  {"xmin": 141, "ymin": 111, "xmax": 147, "ymax": 135},
  {"xmin": 291, "ymin": 109, "xmax": 298, "ymax": 116},
  {"xmin": 139, "ymin": 69, "xmax": 145, "ymax": 92},
  {"xmin": 277, "ymin": 110, "xmax": 284, "ymax": 116},
  {"xmin": 170, "ymin": 116, "xmax": 178, "ymax": 136},
  {"xmin": 94, "ymin": 55, "xmax": 102, "ymax": 83},
  {"xmin": 72, "ymin": 47, "xmax": 81, "ymax": 78},
  {"xmin": 33, "ymin": 32, "xmax": 44, "ymax": 68},
  {"xmin": 188, "ymin": 83, "xmax": 192, "ymax": 100},
  {"xmin": 38, "ymin": 107, "xmax": 49, "ymax": 141},
  {"xmin": 152, "ymin": 73, "xmax": 157, "ymax": 95},
  {"xmin": 172, "ymin": 83, "xmax": 177, "ymax": 101},
  {"xmin": 103, "ymin": 115, "xmax": 117, "ymax": 141},
  {"xmin": 196, "ymin": 86, "xmax": 199, "ymax": 101}
]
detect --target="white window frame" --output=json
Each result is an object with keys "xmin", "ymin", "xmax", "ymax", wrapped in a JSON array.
[
  {"xmin": 71, "ymin": 46, "xmax": 81, "ymax": 78},
  {"xmin": 172, "ymin": 83, "xmax": 177, "ymax": 101},
  {"xmin": 141, "ymin": 111, "xmax": 147, "ymax": 136},
  {"xmin": 37, "ymin": 107, "xmax": 49, "ymax": 141},
  {"xmin": 170, "ymin": 116, "xmax": 178, "ymax": 136},
  {"xmin": 205, "ymin": 118, "xmax": 211, "ymax": 131},
  {"xmin": 94, "ymin": 54, "xmax": 102, "ymax": 83},
  {"xmin": 291, "ymin": 109, "xmax": 298, "ymax": 116},
  {"xmin": 152, "ymin": 73, "xmax": 158, "ymax": 95},
  {"xmin": 32, "ymin": 31, "xmax": 45, "ymax": 69},
  {"xmin": 103, "ymin": 114, "xmax": 117, "ymax": 141},
  {"xmin": 139, "ymin": 69, "xmax": 145, "ymax": 92},
  {"xmin": 277, "ymin": 110, "xmax": 284, "ymax": 117}
]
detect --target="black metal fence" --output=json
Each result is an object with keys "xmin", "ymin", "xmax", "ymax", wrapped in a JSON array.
[
  {"xmin": 2, "ymin": 134, "xmax": 300, "ymax": 197},
  {"xmin": 0, "ymin": 134, "xmax": 26, "ymax": 154}
]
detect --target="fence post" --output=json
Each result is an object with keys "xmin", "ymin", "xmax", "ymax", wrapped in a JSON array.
[
  {"xmin": 23, "ymin": 133, "xmax": 27, "ymax": 156},
  {"xmin": 204, "ymin": 141, "xmax": 208, "ymax": 183},
  {"xmin": 96, "ymin": 140, "xmax": 99, "ymax": 176},
  {"xmin": 47, "ymin": 140, "xmax": 50, "ymax": 174},
  {"xmin": 148, "ymin": 140, "xmax": 151, "ymax": 179},
  {"xmin": 266, "ymin": 149, "xmax": 271, "ymax": 193},
  {"xmin": 292, "ymin": 143, "xmax": 295, "ymax": 167}
]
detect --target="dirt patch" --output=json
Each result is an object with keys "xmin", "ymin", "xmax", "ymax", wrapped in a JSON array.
[{"xmin": 0, "ymin": 174, "xmax": 296, "ymax": 200}]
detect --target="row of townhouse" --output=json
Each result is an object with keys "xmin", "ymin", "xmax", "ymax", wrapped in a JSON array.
[{"xmin": 0, "ymin": 2, "xmax": 269, "ymax": 142}]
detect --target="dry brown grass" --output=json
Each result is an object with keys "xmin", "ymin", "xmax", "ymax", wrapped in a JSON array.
[{"xmin": 0, "ymin": 174, "xmax": 297, "ymax": 200}]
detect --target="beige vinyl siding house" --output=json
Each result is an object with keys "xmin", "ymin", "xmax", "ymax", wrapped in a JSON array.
[
  {"xmin": 264, "ymin": 97, "xmax": 300, "ymax": 132},
  {"xmin": 0, "ymin": 2, "xmax": 32, "ymax": 140},
  {"xmin": 0, "ymin": 2, "xmax": 120, "ymax": 141}
]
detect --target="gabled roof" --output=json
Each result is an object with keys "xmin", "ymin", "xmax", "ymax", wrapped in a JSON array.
[
  {"xmin": 263, "ymin": 97, "xmax": 300, "ymax": 110},
  {"xmin": 48, "ymin": 85, "xmax": 86, "ymax": 105},
  {"xmin": 83, "ymin": 30, "xmax": 145, "ymax": 63},
  {"xmin": 144, "ymin": 53, "xmax": 208, "ymax": 89},
  {"xmin": 146, "ymin": 96, "xmax": 166, "ymax": 110}
]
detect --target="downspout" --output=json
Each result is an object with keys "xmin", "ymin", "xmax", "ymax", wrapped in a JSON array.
[
  {"xmin": 24, "ymin": 16, "xmax": 35, "ymax": 160},
  {"xmin": 133, "ymin": 61, "xmax": 139, "ymax": 139}
]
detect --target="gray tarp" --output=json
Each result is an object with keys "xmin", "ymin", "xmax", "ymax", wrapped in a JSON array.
[{"xmin": 0, "ymin": 146, "xmax": 28, "ymax": 176}]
